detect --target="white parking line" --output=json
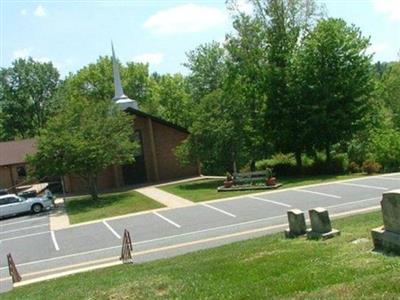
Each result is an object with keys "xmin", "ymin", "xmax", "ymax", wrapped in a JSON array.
[
  {"xmin": 0, "ymin": 223, "xmax": 49, "ymax": 235},
  {"xmin": 202, "ymin": 203, "xmax": 236, "ymax": 217},
  {"xmin": 153, "ymin": 212, "xmax": 181, "ymax": 228},
  {"xmin": 376, "ymin": 177, "xmax": 400, "ymax": 181},
  {"xmin": 0, "ymin": 214, "xmax": 288, "ymax": 272},
  {"xmin": 0, "ymin": 216, "xmax": 48, "ymax": 227},
  {"xmin": 338, "ymin": 182, "xmax": 388, "ymax": 190},
  {"xmin": 294, "ymin": 189, "xmax": 342, "ymax": 199},
  {"xmin": 0, "ymin": 231, "xmax": 50, "ymax": 242},
  {"xmin": 327, "ymin": 197, "xmax": 380, "ymax": 209},
  {"xmin": 250, "ymin": 196, "xmax": 292, "ymax": 208},
  {"xmin": 51, "ymin": 231, "xmax": 60, "ymax": 251},
  {"xmin": 102, "ymin": 220, "xmax": 121, "ymax": 239}
]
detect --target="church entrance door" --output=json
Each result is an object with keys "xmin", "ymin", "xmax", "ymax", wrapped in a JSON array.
[{"xmin": 122, "ymin": 131, "xmax": 147, "ymax": 185}]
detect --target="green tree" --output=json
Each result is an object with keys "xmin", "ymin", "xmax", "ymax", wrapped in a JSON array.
[
  {"xmin": 28, "ymin": 98, "xmax": 138, "ymax": 201},
  {"xmin": 253, "ymin": 0, "xmax": 322, "ymax": 168},
  {"xmin": 179, "ymin": 40, "xmax": 257, "ymax": 173},
  {"xmin": 368, "ymin": 128, "xmax": 400, "ymax": 171},
  {"xmin": 379, "ymin": 62, "xmax": 400, "ymax": 129},
  {"xmin": 176, "ymin": 89, "xmax": 250, "ymax": 174},
  {"xmin": 0, "ymin": 58, "xmax": 60, "ymax": 140},
  {"xmin": 153, "ymin": 74, "xmax": 192, "ymax": 128},
  {"xmin": 184, "ymin": 42, "xmax": 226, "ymax": 102},
  {"xmin": 225, "ymin": 14, "xmax": 270, "ymax": 169},
  {"xmin": 296, "ymin": 18, "xmax": 373, "ymax": 162}
]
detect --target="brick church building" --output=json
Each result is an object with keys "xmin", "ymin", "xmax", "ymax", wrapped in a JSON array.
[{"xmin": 0, "ymin": 45, "xmax": 199, "ymax": 194}]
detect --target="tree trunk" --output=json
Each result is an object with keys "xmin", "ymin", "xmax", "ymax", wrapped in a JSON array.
[
  {"xmin": 250, "ymin": 160, "xmax": 256, "ymax": 172},
  {"xmin": 232, "ymin": 151, "xmax": 237, "ymax": 174},
  {"xmin": 325, "ymin": 144, "xmax": 331, "ymax": 164},
  {"xmin": 88, "ymin": 174, "xmax": 99, "ymax": 201},
  {"xmin": 295, "ymin": 150, "xmax": 302, "ymax": 174}
]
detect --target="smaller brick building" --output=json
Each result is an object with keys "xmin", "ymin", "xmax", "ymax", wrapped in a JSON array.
[{"xmin": 0, "ymin": 139, "xmax": 36, "ymax": 190}]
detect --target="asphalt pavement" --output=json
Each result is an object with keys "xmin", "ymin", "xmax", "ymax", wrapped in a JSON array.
[{"xmin": 1, "ymin": 173, "xmax": 399, "ymax": 292}]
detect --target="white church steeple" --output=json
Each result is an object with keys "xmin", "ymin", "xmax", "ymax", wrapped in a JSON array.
[{"xmin": 111, "ymin": 42, "xmax": 138, "ymax": 110}]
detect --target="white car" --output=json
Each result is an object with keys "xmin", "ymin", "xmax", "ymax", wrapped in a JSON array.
[{"xmin": 0, "ymin": 193, "xmax": 53, "ymax": 218}]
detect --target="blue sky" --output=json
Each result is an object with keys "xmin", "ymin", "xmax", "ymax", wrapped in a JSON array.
[{"xmin": 1, "ymin": 0, "xmax": 399, "ymax": 77}]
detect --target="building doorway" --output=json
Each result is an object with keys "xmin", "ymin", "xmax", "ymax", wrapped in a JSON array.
[{"xmin": 122, "ymin": 130, "xmax": 147, "ymax": 185}]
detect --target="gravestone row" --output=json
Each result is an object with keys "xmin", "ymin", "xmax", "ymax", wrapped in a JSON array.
[{"xmin": 285, "ymin": 207, "xmax": 340, "ymax": 239}]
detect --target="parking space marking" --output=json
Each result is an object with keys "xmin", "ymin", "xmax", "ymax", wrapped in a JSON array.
[
  {"xmin": 51, "ymin": 231, "xmax": 60, "ymax": 251},
  {"xmin": 0, "ymin": 223, "xmax": 49, "ymax": 235},
  {"xmin": 338, "ymin": 182, "xmax": 388, "ymax": 190},
  {"xmin": 153, "ymin": 212, "xmax": 181, "ymax": 228},
  {"xmin": 202, "ymin": 203, "xmax": 236, "ymax": 217},
  {"xmin": 0, "ymin": 216, "xmax": 48, "ymax": 227},
  {"xmin": 0, "ymin": 214, "xmax": 288, "ymax": 272},
  {"xmin": 249, "ymin": 196, "xmax": 292, "ymax": 208},
  {"xmin": 134, "ymin": 214, "xmax": 286, "ymax": 246},
  {"xmin": 326, "ymin": 197, "xmax": 380, "ymax": 209},
  {"xmin": 377, "ymin": 177, "xmax": 400, "ymax": 181},
  {"xmin": 0, "ymin": 231, "xmax": 50, "ymax": 242},
  {"xmin": 102, "ymin": 220, "xmax": 121, "ymax": 239},
  {"xmin": 294, "ymin": 189, "xmax": 342, "ymax": 199}
]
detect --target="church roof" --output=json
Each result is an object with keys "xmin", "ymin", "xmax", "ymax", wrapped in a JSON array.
[{"xmin": 125, "ymin": 107, "xmax": 189, "ymax": 134}]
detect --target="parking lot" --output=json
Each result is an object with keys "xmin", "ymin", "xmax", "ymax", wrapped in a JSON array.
[{"xmin": 1, "ymin": 173, "xmax": 399, "ymax": 289}]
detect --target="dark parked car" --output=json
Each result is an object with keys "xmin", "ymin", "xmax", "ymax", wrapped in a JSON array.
[{"xmin": 0, "ymin": 189, "xmax": 8, "ymax": 196}]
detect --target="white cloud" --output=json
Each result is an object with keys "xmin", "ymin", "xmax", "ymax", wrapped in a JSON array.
[
  {"xmin": 12, "ymin": 48, "xmax": 54, "ymax": 64},
  {"xmin": 143, "ymin": 4, "xmax": 227, "ymax": 34},
  {"xmin": 372, "ymin": 0, "xmax": 400, "ymax": 21},
  {"xmin": 236, "ymin": 0, "xmax": 253, "ymax": 15},
  {"xmin": 20, "ymin": 9, "xmax": 27, "ymax": 16},
  {"xmin": 133, "ymin": 53, "xmax": 164, "ymax": 65},
  {"xmin": 13, "ymin": 48, "xmax": 33, "ymax": 59},
  {"xmin": 34, "ymin": 5, "xmax": 46, "ymax": 17}
]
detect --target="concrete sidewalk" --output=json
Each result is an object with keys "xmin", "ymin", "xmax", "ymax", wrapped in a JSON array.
[
  {"xmin": 135, "ymin": 186, "xmax": 194, "ymax": 208},
  {"xmin": 49, "ymin": 198, "xmax": 70, "ymax": 230}
]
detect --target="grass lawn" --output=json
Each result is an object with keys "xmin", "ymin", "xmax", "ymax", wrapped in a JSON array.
[
  {"xmin": 65, "ymin": 191, "xmax": 164, "ymax": 224},
  {"xmin": 5, "ymin": 211, "xmax": 400, "ymax": 299},
  {"xmin": 160, "ymin": 173, "xmax": 366, "ymax": 202}
]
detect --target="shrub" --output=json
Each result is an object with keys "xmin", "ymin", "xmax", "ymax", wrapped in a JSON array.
[
  {"xmin": 303, "ymin": 153, "xmax": 348, "ymax": 175},
  {"xmin": 255, "ymin": 153, "xmax": 296, "ymax": 170},
  {"xmin": 368, "ymin": 129, "xmax": 400, "ymax": 172},
  {"xmin": 348, "ymin": 162, "xmax": 361, "ymax": 173},
  {"xmin": 255, "ymin": 152, "xmax": 351, "ymax": 176},
  {"xmin": 329, "ymin": 153, "xmax": 349, "ymax": 174},
  {"xmin": 255, "ymin": 153, "xmax": 297, "ymax": 176},
  {"xmin": 362, "ymin": 160, "xmax": 382, "ymax": 175}
]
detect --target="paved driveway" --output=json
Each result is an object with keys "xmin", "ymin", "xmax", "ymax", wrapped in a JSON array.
[{"xmin": 1, "ymin": 173, "xmax": 399, "ymax": 289}]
